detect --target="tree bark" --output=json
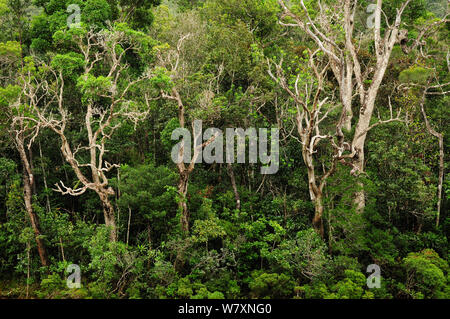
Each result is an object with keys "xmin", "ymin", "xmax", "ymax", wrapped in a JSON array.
[
  {"xmin": 38, "ymin": 141, "xmax": 51, "ymax": 213},
  {"xmin": 304, "ymin": 149, "xmax": 326, "ymax": 238},
  {"xmin": 277, "ymin": 0, "xmax": 411, "ymax": 215},
  {"xmin": 100, "ymin": 192, "xmax": 117, "ymax": 242},
  {"xmin": 178, "ymin": 172, "xmax": 190, "ymax": 233},
  {"xmin": 227, "ymin": 163, "xmax": 241, "ymax": 211},
  {"xmin": 15, "ymin": 130, "xmax": 49, "ymax": 267},
  {"xmin": 420, "ymin": 92, "xmax": 444, "ymax": 228},
  {"xmin": 312, "ymin": 193, "xmax": 325, "ymax": 238},
  {"xmin": 22, "ymin": 167, "xmax": 49, "ymax": 267}
]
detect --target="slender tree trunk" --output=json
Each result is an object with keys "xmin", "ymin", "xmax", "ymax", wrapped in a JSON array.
[
  {"xmin": 39, "ymin": 141, "xmax": 51, "ymax": 213},
  {"xmin": 227, "ymin": 163, "xmax": 241, "ymax": 211},
  {"xmin": 420, "ymin": 93, "xmax": 445, "ymax": 227},
  {"xmin": 127, "ymin": 205, "xmax": 131, "ymax": 245},
  {"xmin": 352, "ymin": 104, "xmax": 372, "ymax": 213},
  {"xmin": 178, "ymin": 172, "xmax": 189, "ymax": 233},
  {"xmin": 28, "ymin": 148, "xmax": 37, "ymax": 195},
  {"xmin": 23, "ymin": 168, "xmax": 49, "ymax": 267},
  {"xmin": 59, "ymin": 237, "xmax": 65, "ymax": 262},
  {"xmin": 15, "ymin": 131, "xmax": 49, "ymax": 267}
]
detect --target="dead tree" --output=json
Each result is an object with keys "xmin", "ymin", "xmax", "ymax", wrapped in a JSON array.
[
  {"xmin": 162, "ymin": 87, "xmax": 217, "ymax": 233},
  {"xmin": 155, "ymin": 33, "xmax": 218, "ymax": 233},
  {"xmin": 277, "ymin": 0, "xmax": 416, "ymax": 212},
  {"xmin": 10, "ymin": 108, "xmax": 49, "ymax": 266},
  {"xmin": 400, "ymin": 78, "xmax": 449, "ymax": 228},
  {"xmin": 269, "ymin": 51, "xmax": 339, "ymax": 236},
  {"xmin": 269, "ymin": 47, "xmax": 404, "ymax": 236},
  {"xmin": 21, "ymin": 28, "xmax": 151, "ymax": 242},
  {"xmin": 2, "ymin": 40, "xmax": 49, "ymax": 267},
  {"xmin": 420, "ymin": 91, "xmax": 444, "ymax": 228}
]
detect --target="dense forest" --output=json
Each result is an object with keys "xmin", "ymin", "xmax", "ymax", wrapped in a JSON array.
[{"xmin": 0, "ymin": 0, "xmax": 448, "ymax": 299}]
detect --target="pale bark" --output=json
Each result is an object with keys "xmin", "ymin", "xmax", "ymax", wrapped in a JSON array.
[
  {"xmin": 163, "ymin": 88, "xmax": 217, "ymax": 233},
  {"xmin": 19, "ymin": 28, "xmax": 151, "ymax": 242},
  {"xmin": 269, "ymin": 51, "xmax": 336, "ymax": 237},
  {"xmin": 227, "ymin": 163, "xmax": 241, "ymax": 211},
  {"xmin": 157, "ymin": 33, "xmax": 218, "ymax": 233},
  {"xmin": 14, "ymin": 129, "xmax": 49, "ymax": 267},
  {"xmin": 278, "ymin": 0, "xmax": 411, "ymax": 213},
  {"xmin": 38, "ymin": 141, "xmax": 51, "ymax": 213},
  {"xmin": 419, "ymin": 90, "xmax": 444, "ymax": 228}
]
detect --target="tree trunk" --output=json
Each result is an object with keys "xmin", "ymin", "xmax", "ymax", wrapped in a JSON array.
[
  {"xmin": 100, "ymin": 193, "xmax": 117, "ymax": 242},
  {"xmin": 312, "ymin": 193, "xmax": 325, "ymax": 238},
  {"xmin": 352, "ymin": 87, "xmax": 383, "ymax": 213},
  {"xmin": 178, "ymin": 173, "xmax": 190, "ymax": 233},
  {"xmin": 127, "ymin": 206, "xmax": 132, "ymax": 245},
  {"xmin": 15, "ymin": 131, "xmax": 49, "ymax": 267},
  {"xmin": 436, "ymin": 135, "xmax": 444, "ymax": 228},
  {"xmin": 23, "ymin": 168, "xmax": 49, "ymax": 267},
  {"xmin": 352, "ymin": 106, "xmax": 371, "ymax": 213},
  {"xmin": 303, "ymin": 147, "xmax": 325, "ymax": 238},
  {"xmin": 38, "ymin": 141, "xmax": 51, "ymax": 213},
  {"xmin": 227, "ymin": 163, "xmax": 241, "ymax": 211},
  {"xmin": 420, "ymin": 93, "xmax": 444, "ymax": 227}
]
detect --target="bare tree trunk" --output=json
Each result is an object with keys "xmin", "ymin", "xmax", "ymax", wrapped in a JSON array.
[
  {"xmin": 304, "ymin": 150, "xmax": 326, "ymax": 237},
  {"xmin": 100, "ymin": 192, "xmax": 117, "ymax": 242},
  {"xmin": 312, "ymin": 192, "xmax": 325, "ymax": 238},
  {"xmin": 178, "ymin": 172, "xmax": 189, "ymax": 233},
  {"xmin": 436, "ymin": 135, "xmax": 444, "ymax": 227},
  {"xmin": 165, "ymin": 88, "xmax": 218, "ymax": 234},
  {"xmin": 127, "ymin": 206, "xmax": 132, "ymax": 245},
  {"xmin": 351, "ymin": 90, "xmax": 381, "ymax": 212},
  {"xmin": 277, "ymin": 0, "xmax": 412, "ymax": 214},
  {"xmin": 420, "ymin": 92, "xmax": 444, "ymax": 227},
  {"xmin": 38, "ymin": 141, "xmax": 51, "ymax": 213},
  {"xmin": 59, "ymin": 237, "xmax": 65, "ymax": 262},
  {"xmin": 227, "ymin": 163, "xmax": 241, "ymax": 211},
  {"xmin": 23, "ymin": 168, "xmax": 49, "ymax": 267},
  {"xmin": 28, "ymin": 148, "xmax": 37, "ymax": 195},
  {"xmin": 15, "ymin": 130, "xmax": 49, "ymax": 267}
]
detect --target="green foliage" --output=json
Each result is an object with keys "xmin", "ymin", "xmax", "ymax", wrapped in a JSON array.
[
  {"xmin": 399, "ymin": 66, "xmax": 433, "ymax": 84},
  {"xmin": 191, "ymin": 199, "xmax": 226, "ymax": 246},
  {"xmin": 249, "ymin": 271, "xmax": 295, "ymax": 298},
  {"xmin": 0, "ymin": 0, "xmax": 448, "ymax": 300},
  {"xmin": 50, "ymin": 52, "xmax": 85, "ymax": 78},
  {"xmin": 83, "ymin": 0, "xmax": 112, "ymax": 28},
  {"xmin": 403, "ymin": 249, "xmax": 449, "ymax": 298},
  {"xmin": 84, "ymin": 226, "xmax": 150, "ymax": 298}
]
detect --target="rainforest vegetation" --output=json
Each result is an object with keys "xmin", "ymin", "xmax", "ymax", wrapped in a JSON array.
[{"xmin": 0, "ymin": 0, "xmax": 449, "ymax": 299}]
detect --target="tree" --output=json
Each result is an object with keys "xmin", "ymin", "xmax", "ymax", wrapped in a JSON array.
[
  {"xmin": 0, "ymin": 43, "xmax": 49, "ymax": 266},
  {"xmin": 276, "ymin": 0, "xmax": 421, "ymax": 212},
  {"xmin": 19, "ymin": 25, "xmax": 153, "ymax": 241},
  {"xmin": 399, "ymin": 72, "xmax": 449, "ymax": 227},
  {"xmin": 152, "ymin": 12, "xmax": 219, "ymax": 233},
  {"xmin": 268, "ymin": 50, "xmax": 338, "ymax": 236}
]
